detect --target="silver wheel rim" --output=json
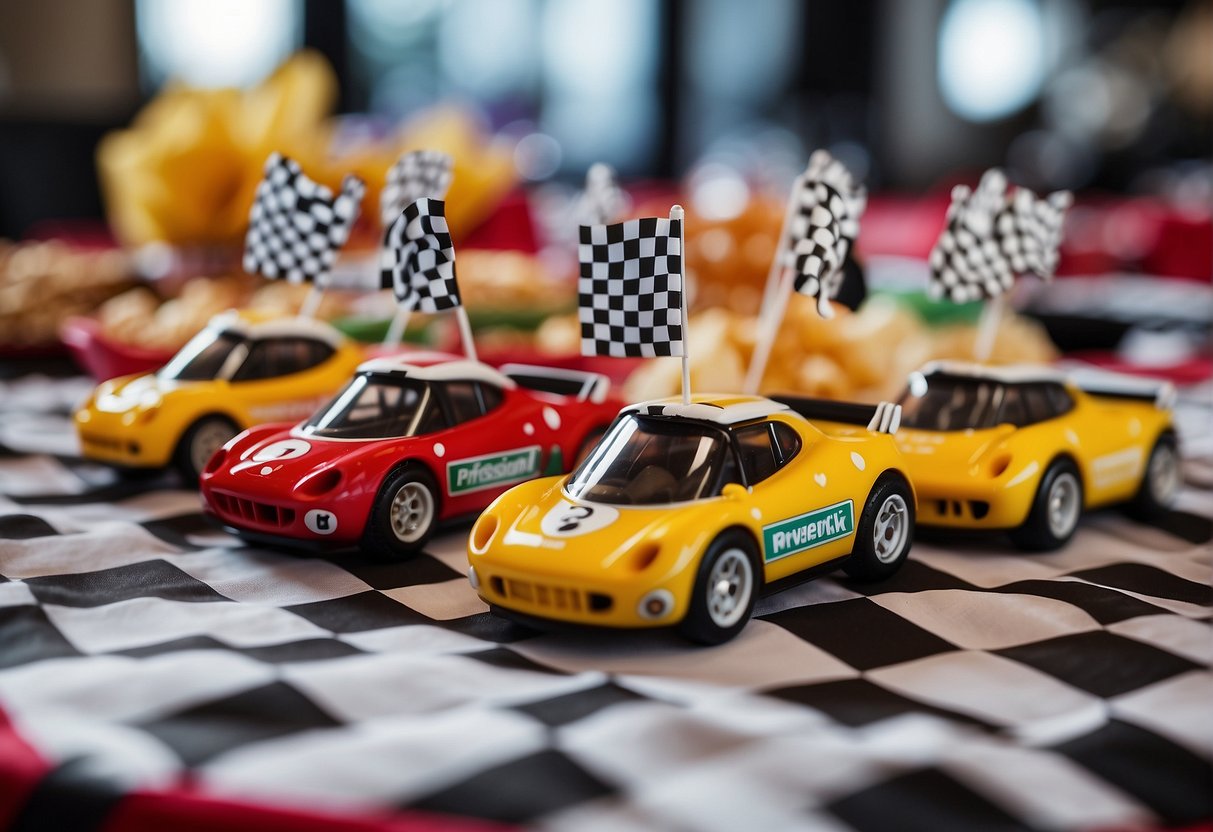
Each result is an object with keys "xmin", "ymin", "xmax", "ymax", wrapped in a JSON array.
[
  {"xmin": 191, "ymin": 421, "xmax": 234, "ymax": 474},
  {"xmin": 389, "ymin": 481, "xmax": 434, "ymax": 544},
  {"xmin": 873, "ymin": 493, "xmax": 910, "ymax": 564},
  {"xmin": 1047, "ymin": 472, "xmax": 1081, "ymax": 539},
  {"xmin": 706, "ymin": 548, "xmax": 753, "ymax": 629},
  {"xmin": 1148, "ymin": 444, "xmax": 1179, "ymax": 506}
]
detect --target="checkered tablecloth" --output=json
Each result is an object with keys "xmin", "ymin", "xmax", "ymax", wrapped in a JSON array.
[{"xmin": 1, "ymin": 372, "xmax": 1210, "ymax": 831}]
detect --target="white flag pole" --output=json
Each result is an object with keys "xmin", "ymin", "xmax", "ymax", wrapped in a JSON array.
[
  {"xmin": 454, "ymin": 306, "xmax": 478, "ymax": 363},
  {"xmin": 382, "ymin": 308, "xmax": 411, "ymax": 349},
  {"xmin": 754, "ymin": 173, "xmax": 804, "ymax": 336},
  {"xmin": 298, "ymin": 284, "xmax": 325, "ymax": 320},
  {"xmin": 671, "ymin": 204, "xmax": 690, "ymax": 406},
  {"xmin": 743, "ymin": 265, "xmax": 794, "ymax": 395},
  {"xmin": 972, "ymin": 294, "xmax": 1004, "ymax": 362}
]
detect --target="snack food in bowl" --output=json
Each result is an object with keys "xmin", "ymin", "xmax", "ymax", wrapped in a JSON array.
[{"xmin": 0, "ymin": 240, "xmax": 133, "ymax": 350}]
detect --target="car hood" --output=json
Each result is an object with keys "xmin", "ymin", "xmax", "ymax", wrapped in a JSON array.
[
  {"xmin": 894, "ymin": 425, "xmax": 1014, "ymax": 474},
  {"xmin": 221, "ymin": 429, "xmax": 402, "ymax": 483},
  {"xmin": 486, "ymin": 477, "xmax": 708, "ymax": 574},
  {"xmin": 92, "ymin": 373, "xmax": 187, "ymax": 413}
]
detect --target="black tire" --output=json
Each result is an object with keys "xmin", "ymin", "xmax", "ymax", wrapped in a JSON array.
[
  {"xmin": 173, "ymin": 415, "xmax": 239, "ymax": 484},
  {"xmin": 678, "ymin": 529, "xmax": 761, "ymax": 645},
  {"xmin": 361, "ymin": 465, "xmax": 440, "ymax": 560},
  {"xmin": 1010, "ymin": 458, "xmax": 1083, "ymax": 551},
  {"xmin": 1128, "ymin": 432, "xmax": 1180, "ymax": 520},
  {"xmin": 843, "ymin": 472, "xmax": 915, "ymax": 581}
]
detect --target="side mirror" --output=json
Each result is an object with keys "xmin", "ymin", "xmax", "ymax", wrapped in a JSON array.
[{"xmin": 721, "ymin": 483, "xmax": 749, "ymax": 501}]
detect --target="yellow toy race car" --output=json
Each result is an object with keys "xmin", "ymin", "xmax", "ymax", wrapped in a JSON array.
[
  {"xmin": 74, "ymin": 311, "xmax": 364, "ymax": 481},
  {"xmin": 894, "ymin": 362, "xmax": 1179, "ymax": 550},
  {"xmin": 467, "ymin": 394, "xmax": 915, "ymax": 644}
]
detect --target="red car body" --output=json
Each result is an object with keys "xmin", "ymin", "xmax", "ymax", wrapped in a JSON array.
[{"xmin": 199, "ymin": 353, "xmax": 622, "ymax": 553}]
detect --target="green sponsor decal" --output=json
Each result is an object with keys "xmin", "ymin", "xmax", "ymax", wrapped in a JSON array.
[
  {"xmin": 762, "ymin": 499, "xmax": 855, "ymax": 562},
  {"xmin": 447, "ymin": 446, "xmax": 541, "ymax": 495}
]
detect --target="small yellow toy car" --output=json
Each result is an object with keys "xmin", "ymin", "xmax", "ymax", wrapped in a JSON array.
[
  {"xmin": 894, "ymin": 361, "xmax": 1179, "ymax": 549},
  {"xmin": 74, "ymin": 311, "xmax": 364, "ymax": 481},
  {"xmin": 467, "ymin": 394, "xmax": 915, "ymax": 644}
]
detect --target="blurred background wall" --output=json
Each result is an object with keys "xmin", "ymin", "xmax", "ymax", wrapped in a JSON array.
[{"xmin": 1, "ymin": 0, "xmax": 1210, "ymax": 238}]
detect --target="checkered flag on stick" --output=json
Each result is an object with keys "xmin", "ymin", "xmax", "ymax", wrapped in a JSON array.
[
  {"xmin": 243, "ymin": 153, "xmax": 365, "ymax": 285},
  {"xmin": 785, "ymin": 150, "xmax": 867, "ymax": 317},
  {"xmin": 929, "ymin": 169, "xmax": 1072, "ymax": 303},
  {"xmin": 379, "ymin": 150, "xmax": 454, "ymax": 228},
  {"xmin": 380, "ymin": 198, "xmax": 461, "ymax": 313},
  {"xmin": 575, "ymin": 163, "xmax": 627, "ymax": 226},
  {"xmin": 578, "ymin": 214, "xmax": 685, "ymax": 358}
]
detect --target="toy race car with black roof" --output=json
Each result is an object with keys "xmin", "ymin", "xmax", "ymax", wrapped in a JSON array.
[
  {"xmin": 74, "ymin": 311, "xmax": 364, "ymax": 481},
  {"xmin": 199, "ymin": 354, "xmax": 623, "ymax": 557},
  {"xmin": 894, "ymin": 361, "xmax": 1179, "ymax": 549},
  {"xmin": 467, "ymin": 393, "xmax": 915, "ymax": 644}
]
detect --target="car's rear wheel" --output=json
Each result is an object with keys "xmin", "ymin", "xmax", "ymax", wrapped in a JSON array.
[
  {"xmin": 174, "ymin": 416, "xmax": 239, "ymax": 484},
  {"xmin": 362, "ymin": 465, "xmax": 439, "ymax": 560},
  {"xmin": 678, "ymin": 529, "xmax": 760, "ymax": 645},
  {"xmin": 844, "ymin": 472, "xmax": 915, "ymax": 581},
  {"xmin": 1129, "ymin": 432, "xmax": 1180, "ymax": 519},
  {"xmin": 1010, "ymin": 458, "xmax": 1083, "ymax": 551}
]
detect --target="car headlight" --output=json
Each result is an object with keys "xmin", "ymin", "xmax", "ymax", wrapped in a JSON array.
[
  {"xmin": 204, "ymin": 447, "xmax": 227, "ymax": 475},
  {"xmin": 470, "ymin": 513, "xmax": 499, "ymax": 554},
  {"xmin": 988, "ymin": 453, "xmax": 1012, "ymax": 477},
  {"xmin": 627, "ymin": 541, "xmax": 660, "ymax": 572},
  {"xmin": 294, "ymin": 468, "xmax": 342, "ymax": 497},
  {"xmin": 637, "ymin": 589, "xmax": 674, "ymax": 620}
]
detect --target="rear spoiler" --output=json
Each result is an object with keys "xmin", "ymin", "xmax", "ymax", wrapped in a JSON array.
[
  {"xmin": 1068, "ymin": 369, "xmax": 1176, "ymax": 410},
  {"xmin": 500, "ymin": 364, "xmax": 610, "ymax": 404},
  {"xmin": 772, "ymin": 395, "xmax": 902, "ymax": 435}
]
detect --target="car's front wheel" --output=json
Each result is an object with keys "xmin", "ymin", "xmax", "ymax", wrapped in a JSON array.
[
  {"xmin": 844, "ymin": 472, "xmax": 915, "ymax": 581},
  {"xmin": 1011, "ymin": 458, "xmax": 1083, "ymax": 551},
  {"xmin": 362, "ymin": 465, "xmax": 440, "ymax": 560},
  {"xmin": 678, "ymin": 529, "xmax": 760, "ymax": 645},
  {"xmin": 174, "ymin": 416, "xmax": 239, "ymax": 484}
]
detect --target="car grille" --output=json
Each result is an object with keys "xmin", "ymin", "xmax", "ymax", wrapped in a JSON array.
[
  {"xmin": 80, "ymin": 432, "xmax": 122, "ymax": 451},
  {"xmin": 934, "ymin": 499, "xmax": 991, "ymax": 520},
  {"xmin": 210, "ymin": 492, "xmax": 296, "ymax": 528},
  {"xmin": 495, "ymin": 577, "xmax": 585, "ymax": 612}
]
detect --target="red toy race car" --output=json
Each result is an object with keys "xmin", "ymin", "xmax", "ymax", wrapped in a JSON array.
[{"xmin": 199, "ymin": 353, "xmax": 623, "ymax": 558}]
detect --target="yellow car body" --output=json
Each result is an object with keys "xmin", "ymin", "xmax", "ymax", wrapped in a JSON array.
[
  {"xmin": 892, "ymin": 362, "xmax": 1177, "ymax": 540},
  {"xmin": 468, "ymin": 394, "xmax": 915, "ymax": 641},
  {"xmin": 75, "ymin": 311, "xmax": 364, "ymax": 476}
]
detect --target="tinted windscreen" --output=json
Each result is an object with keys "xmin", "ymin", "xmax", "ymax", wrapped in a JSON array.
[
  {"xmin": 159, "ymin": 330, "xmax": 245, "ymax": 381},
  {"xmin": 302, "ymin": 375, "xmax": 429, "ymax": 439},
  {"xmin": 898, "ymin": 375, "xmax": 1008, "ymax": 431},
  {"xmin": 565, "ymin": 415, "xmax": 727, "ymax": 505}
]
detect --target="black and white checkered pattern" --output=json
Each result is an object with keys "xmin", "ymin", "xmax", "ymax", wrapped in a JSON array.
[
  {"xmin": 1, "ymin": 375, "xmax": 1210, "ymax": 831},
  {"xmin": 575, "ymin": 163, "xmax": 627, "ymax": 226},
  {"xmin": 379, "ymin": 198, "xmax": 461, "ymax": 313},
  {"xmin": 578, "ymin": 216, "xmax": 684, "ymax": 358},
  {"xmin": 929, "ymin": 168, "xmax": 1073, "ymax": 303},
  {"xmin": 379, "ymin": 150, "xmax": 453, "ymax": 228},
  {"xmin": 242, "ymin": 153, "xmax": 365, "ymax": 285},
  {"xmin": 786, "ymin": 150, "xmax": 867, "ymax": 311}
]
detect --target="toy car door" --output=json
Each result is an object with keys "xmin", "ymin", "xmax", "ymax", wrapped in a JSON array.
[
  {"xmin": 431, "ymin": 381, "xmax": 548, "ymax": 516},
  {"xmin": 732, "ymin": 421, "xmax": 858, "ymax": 582},
  {"xmin": 227, "ymin": 337, "xmax": 340, "ymax": 425}
]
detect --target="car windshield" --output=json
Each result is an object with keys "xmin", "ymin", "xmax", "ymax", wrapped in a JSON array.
[
  {"xmin": 898, "ymin": 373, "xmax": 1008, "ymax": 431},
  {"xmin": 301, "ymin": 374, "xmax": 430, "ymax": 439},
  {"xmin": 565, "ymin": 415, "xmax": 728, "ymax": 505},
  {"xmin": 158, "ymin": 329, "xmax": 246, "ymax": 381}
]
